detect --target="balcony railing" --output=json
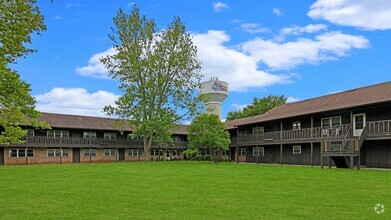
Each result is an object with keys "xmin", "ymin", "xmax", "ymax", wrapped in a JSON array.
[
  {"xmin": 321, "ymin": 139, "xmax": 359, "ymax": 154},
  {"xmin": 18, "ymin": 136, "xmax": 188, "ymax": 148},
  {"xmin": 231, "ymin": 124, "xmax": 351, "ymax": 145},
  {"xmin": 367, "ymin": 120, "xmax": 391, "ymax": 137}
]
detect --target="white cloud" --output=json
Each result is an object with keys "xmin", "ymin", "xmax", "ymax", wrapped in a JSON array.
[
  {"xmin": 287, "ymin": 96, "xmax": 300, "ymax": 103},
  {"xmin": 231, "ymin": 103, "xmax": 248, "ymax": 110},
  {"xmin": 53, "ymin": 16, "xmax": 63, "ymax": 20},
  {"xmin": 273, "ymin": 8, "xmax": 282, "ymax": 16},
  {"xmin": 308, "ymin": 0, "xmax": 391, "ymax": 30},
  {"xmin": 75, "ymin": 47, "xmax": 116, "ymax": 79},
  {"xmin": 280, "ymin": 24, "xmax": 328, "ymax": 35},
  {"xmin": 192, "ymin": 30, "xmax": 291, "ymax": 92},
  {"xmin": 213, "ymin": 2, "xmax": 229, "ymax": 12},
  {"xmin": 240, "ymin": 31, "xmax": 369, "ymax": 70},
  {"xmin": 240, "ymin": 23, "xmax": 270, "ymax": 34},
  {"xmin": 65, "ymin": 3, "xmax": 83, "ymax": 8},
  {"xmin": 127, "ymin": 2, "xmax": 135, "ymax": 7},
  {"xmin": 231, "ymin": 18, "xmax": 244, "ymax": 24},
  {"xmin": 35, "ymin": 88, "xmax": 119, "ymax": 117}
]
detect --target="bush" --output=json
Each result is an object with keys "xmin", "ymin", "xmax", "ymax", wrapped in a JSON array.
[
  {"xmin": 183, "ymin": 147, "xmax": 200, "ymax": 160},
  {"xmin": 204, "ymin": 155, "xmax": 211, "ymax": 161},
  {"xmin": 195, "ymin": 154, "xmax": 204, "ymax": 161}
]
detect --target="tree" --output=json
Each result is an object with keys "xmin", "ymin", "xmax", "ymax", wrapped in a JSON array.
[
  {"xmin": 187, "ymin": 114, "xmax": 231, "ymax": 162},
  {"xmin": 226, "ymin": 94, "xmax": 287, "ymax": 121},
  {"xmin": 101, "ymin": 6, "xmax": 204, "ymax": 161},
  {"xmin": 0, "ymin": 0, "xmax": 50, "ymax": 144}
]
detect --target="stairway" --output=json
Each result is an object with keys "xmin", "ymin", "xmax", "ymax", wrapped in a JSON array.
[{"xmin": 331, "ymin": 156, "xmax": 350, "ymax": 168}]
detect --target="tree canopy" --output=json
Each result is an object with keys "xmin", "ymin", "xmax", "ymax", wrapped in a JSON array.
[
  {"xmin": 101, "ymin": 6, "xmax": 204, "ymax": 161},
  {"xmin": 226, "ymin": 94, "xmax": 287, "ymax": 121},
  {"xmin": 0, "ymin": 0, "xmax": 49, "ymax": 144},
  {"xmin": 187, "ymin": 114, "xmax": 231, "ymax": 162}
]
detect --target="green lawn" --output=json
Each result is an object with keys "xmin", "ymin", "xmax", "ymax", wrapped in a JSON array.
[{"xmin": 0, "ymin": 162, "xmax": 389, "ymax": 219}]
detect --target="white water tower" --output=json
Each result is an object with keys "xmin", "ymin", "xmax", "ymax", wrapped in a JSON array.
[{"xmin": 201, "ymin": 77, "xmax": 229, "ymax": 119}]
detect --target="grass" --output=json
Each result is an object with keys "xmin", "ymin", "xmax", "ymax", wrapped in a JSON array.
[{"xmin": 0, "ymin": 162, "xmax": 390, "ymax": 219}]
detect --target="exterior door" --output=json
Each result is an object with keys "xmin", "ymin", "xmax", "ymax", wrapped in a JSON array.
[
  {"xmin": 73, "ymin": 148, "xmax": 80, "ymax": 163},
  {"xmin": 0, "ymin": 147, "xmax": 4, "ymax": 165},
  {"xmin": 118, "ymin": 148, "xmax": 125, "ymax": 161},
  {"xmin": 353, "ymin": 113, "xmax": 366, "ymax": 136}
]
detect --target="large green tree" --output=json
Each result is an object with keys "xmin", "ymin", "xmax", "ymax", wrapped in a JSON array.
[
  {"xmin": 0, "ymin": 0, "xmax": 50, "ymax": 144},
  {"xmin": 187, "ymin": 114, "xmax": 231, "ymax": 162},
  {"xmin": 226, "ymin": 94, "xmax": 287, "ymax": 121},
  {"xmin": 101, "ymin": 6, "xmax": 204, "ymax": 161}
]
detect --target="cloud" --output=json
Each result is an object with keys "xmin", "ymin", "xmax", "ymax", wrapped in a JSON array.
[
  {"xmin": 35, "ymin": 88, "xmax": 119, "ymax": 117},
  {"xmin": 280, "ymin": 24, "xmax": 328, "ymax": 36},
  {"xmin": 240, "ymin": 23, "xmax": 270, "ymax": 34},
  {"xmin": 65, "ymin": 3, "xmax": 83, "ymax": 8},
  {"xmin": 231, "ymin": 103, "xmax": 248, "ymax": 110},
  {"xmin": 287, "ymin": 96, "xmax": 300, "ymax": 103},
  {"xmin": 273, "ymin": 8, "xmax": 282, "ymax": 16},
  {"xmin": 308, "ymin": 0, "xmax": 391, "ymax": 30},
  {"xmin": 240, "ymin": 31, "xmax": 369, "ymax": 70},
  {"xmin": 213, "ymin": 2, "xmax": 229, "ymax": 12},
  {"xmin": 75, "ymin": 47, "xmax": 116, "ymax": 79},
  {"xmin": 127, "ymin": 2, "xmax": 135, "ymax": 7},
  {"xmin": 53, "ymin": 16, "xmax": 62, "ymax": 20},
  {"xmin": 192, "ymin": 30, "xmax": 291, "ymax": 91},
  {"xmin": 231, "ymin": 18, "xmax": 244, "ymax": 24}
]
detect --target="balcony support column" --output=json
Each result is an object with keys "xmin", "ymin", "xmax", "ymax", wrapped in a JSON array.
[
  {"xmin": 236, "ymin": 126, "xmax": 239, "ymax": 164},
  {"xmin": 350, "ymin": 155, "xmax": 354, "ymax": 169},
  {"xmin": 329, "ymin": 157, "xmax": 332, "ymax": 168},
  {"xmin": 321, "ymin": 155, "xmax": 324, "ymax": 168},
  {"xmin": 280, "ymin": 144, "xmax": 283, "ymax": 166},
  {"xmin": 310, "ymin": 142, "xmax": 313, "ymax": 167},
  {"xmin": 60, "ymin": 146, "xmax": 62, "ymax": 164}
]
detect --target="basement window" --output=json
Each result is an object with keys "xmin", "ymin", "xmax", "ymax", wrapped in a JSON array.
[
  {"xmin": 47, "ymin": 148, "xmax": 69, "ymax": 157},
  {"xmin": 84, "ymin": 149, "xmax": 96, "ymax": 157},
  {"xmin": 293, "ymin": 145, "xmax": 301, "ymax": 154},
  {"xmin": 127, "ymin": 149, "xmax": 142, "ymax": 156},
  {"xmin": 9, "ymin": 148, "xmax": 34, "ymax": 157}
]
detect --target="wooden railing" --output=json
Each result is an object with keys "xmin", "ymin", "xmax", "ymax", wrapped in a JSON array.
[
  {"xmin": 231, "ymin": 124, "xmax": 351, "ymax": 145},
  {"xmin": 321, "ymin": 139, "xmax": 358, "ymax": 154},
  {"xmin": 19, "ymin": 136, "xmax": 188, "ymax": 148},
  {"xmin": 366, "ymin": 120, "xmax": 391, "ymax": 137}
]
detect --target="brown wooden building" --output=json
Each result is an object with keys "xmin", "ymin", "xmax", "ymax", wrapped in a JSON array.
[
  {"xmin": 225, "ymin": 81, "xmax": 391, "ymax": 169},
  {"xmin": 0, "ymin": 113, "xmax": 188, "ymax": 165}
]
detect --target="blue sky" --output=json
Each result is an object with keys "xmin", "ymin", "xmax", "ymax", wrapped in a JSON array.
[{"xmin": 14, "ymin": 0, "xmax": 391, "ymax": 120}]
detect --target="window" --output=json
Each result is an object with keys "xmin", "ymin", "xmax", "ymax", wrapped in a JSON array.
[
  {"xmin": 9, "ymin": 148, "xmax": 34, "ymax": 157},
  {"xmin": 47, "ymin": 148, "xmax": 69, "ymax": 157},
  {"xmin": 26, "ymin": 129, "xmax": 35, "ymax": 137},
  {"xmin": 47, "ymin": 130, "xmax": 69, "ymax": 138},
  {"xmin": 104, "ymin": 133, "xmax": 116, "ymax": 140},
  {"xmin": 104, "ymin": 149, "xmax": 116, "ymax": 156},
  {"xmin": 239, "ymin": 131, "xmax": 247, "ymax": 136},
  {"xmin": 172, "ymin": 136, "xmax": 181, "ymax": 141},
  {"xmin": 239, "ymin": 148, "xmax": 246, "ymax": 156},
  {"xmin": 292, "ymin": 121, "xmax": 301, "ymax": 130},
  {"xmin": 222, "ymin": 150, "xmax": 229, "ymax": 156},
  {"xmin": 83, "ymin": 132, "xmax": 97, "ymax": 139},
  {"xmin": 293, "ymin": 145, "xmax": 301, "ymax": 154},
  {"xmin": 321, "ymin": 116, "xmax": 341, "ymax": 127},
  {"xmin": 84, "ymin": 149, "xmax": 96, "ymax": 157},
  {"xmin": 151, "ymin": 149, "xmax": 157, "ymax": 156},
  {"xmin": 128, "ymin": 149, "xmax": 144, "ymax": 156},
  {"xmin": 253, "ymin": 147, "xmax": 264, "ymax": 156},
  {"xmin": 252, "ymin": 126, "xmax": 264, "ymax": 134}
]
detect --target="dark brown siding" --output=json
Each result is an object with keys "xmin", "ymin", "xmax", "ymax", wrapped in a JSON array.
[
  {"xmin": 362, "ymin": 140, "xmax": 391, "ymax": 168},
  {"xmin": 245, "ymin": 145, "xmax": 279, "ymax": 163},
  {"xmin": 0, "ymin": 147, "xmax": 4, "ymax": 165}
]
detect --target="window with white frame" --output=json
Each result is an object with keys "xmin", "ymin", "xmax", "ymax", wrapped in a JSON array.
[
  {"xmin": 239, "ymin": 131, "xmax": 247, "ymax": 136},
  {"xmin": 172, "ymin": 136, "xmax": 181, "ymax": 141},
  {"xmin": 26, "ymin": 129, "xmax": 35, "ymax": 137},
  {"xmin": 321, "ymin": 116, "xmax": 341, "ymax": 127},
  {"xmin": 293, "ymin": 145, "xmax": 301, "ymax": 154},
  {"xmin": 47, "ymin": 130, "xmax": 69, "ymax": 138},
  {"xmin": 130, "ymin": 149, "xmax": 143, "ymax": 156},
  {"xmin": 47, "ymin": 148, "xmax": 69, "ymax": 157},
  {"xmin": 151, "ymin": 149, "xmax": 158, "ymax": 156},
  {"xmin": 84, "ymin": 148, "xmax": 96, "ymax": 157},
  {"xmin": 104, "ymin": 149, "xmax": 116, "ymax": 156},
  {"xmin": 239, "ymin": 148, "xmax": 246, "ymax": 156},
  {"xmin": 9, "ymin": 148, "xmax": 34, "ymax": 157},
  {"xmin": 292, "ymin": 121, "xmax": 301, "ymax": 130},
  {"xmin": 253, "ymin": 147, "xmax": 264, "ymax": 156},
  {"xmin": 252, "ymin": 126, "xmax": 264, "ymax": 134},
  {"xmin": 104, "ymin": 133, "xmax": 116, "ymax": 140},
  {"xmin": 83, "ymin": 132, "xmax": 97, "ymax": 139}
]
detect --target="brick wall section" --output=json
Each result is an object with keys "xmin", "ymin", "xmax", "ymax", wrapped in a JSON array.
[
  {"xmin": 3, "ymin": 147, "xmax": 73, "ymax": 165},
  {"xmin": 80, "ymin": 148, "xmax": 117, "ymax": 163}
]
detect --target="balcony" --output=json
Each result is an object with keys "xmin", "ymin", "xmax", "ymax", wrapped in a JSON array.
[
  {"xmin": 366, "ymin": 120, "xmax": 391, "ymax": 139},
  {"xmin": 231, "ymin": 124, "xmax": 351, "ymax": 146},
  {"xmin": 13, "ymin": 136, "xmax": 188, "ymax": 148}
]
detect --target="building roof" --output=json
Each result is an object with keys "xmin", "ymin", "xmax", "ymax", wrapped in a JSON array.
[
  {"xmin": 38, "ymin": 112, "xmax": 188, "ymax": 135},
  {"xmin": 225, "ymin": 81, "xmax": 391, "ymax": 129}
]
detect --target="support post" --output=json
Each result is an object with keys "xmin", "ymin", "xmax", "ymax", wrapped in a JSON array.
[
  {"xmin": 256, "ymin": 145, "xmax": 259, "ymax": 165},
  {"xmin": 280, "ymin": 144, "xmax": 283, "ymax": 165},
  {"xmin": 310, "ymin": 142, "xmax": 314, "ymax": 167},
  {"xmin": 116, "ymin": 147, "xmax": 118, "ymax": 162},
  {"xmin": 321, "ymin": 156, "xmax": 324, "ymax": 168},
  {"xmin": 60, "ymin": 146, "xmax": 62, "ymax": 164},
  {"xmin": 236, "ymin": 126, "xmax": 239, "ymax": 164},
  {"xmin": 350, "ymin": 156, "xmax": 354, "ymax": 169},
  {"xmin": 357, "ymin": 155, "xmax": 360, "ymax": 170},
  {"xmin": 329, "ymin": 157, "xmax": 332, "ymax": 168}
]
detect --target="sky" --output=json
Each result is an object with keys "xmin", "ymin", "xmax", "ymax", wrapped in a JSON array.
[{"xmin": 14, "ymin": 0, "xmax": 391, "ymax": 120}]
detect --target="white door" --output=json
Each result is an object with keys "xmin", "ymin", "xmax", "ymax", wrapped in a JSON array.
[{"xmin": 353, "ymin": 113, "xmax": 366, "ymax": 136}]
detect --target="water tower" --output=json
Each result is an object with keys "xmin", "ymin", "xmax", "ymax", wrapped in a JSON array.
[{"xmin": 201, "ymin": 77, "xmax": 229, "ymax": 119}]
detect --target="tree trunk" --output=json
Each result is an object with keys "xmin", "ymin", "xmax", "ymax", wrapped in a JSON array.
[{"xmin": 144, "ymin": 136, "xmax": 153, "ymax": 162}]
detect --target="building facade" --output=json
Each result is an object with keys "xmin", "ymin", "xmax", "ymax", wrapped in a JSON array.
[{"xmin": 226, "ymin": 81, "xmax": 391, "ymax": 169}]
